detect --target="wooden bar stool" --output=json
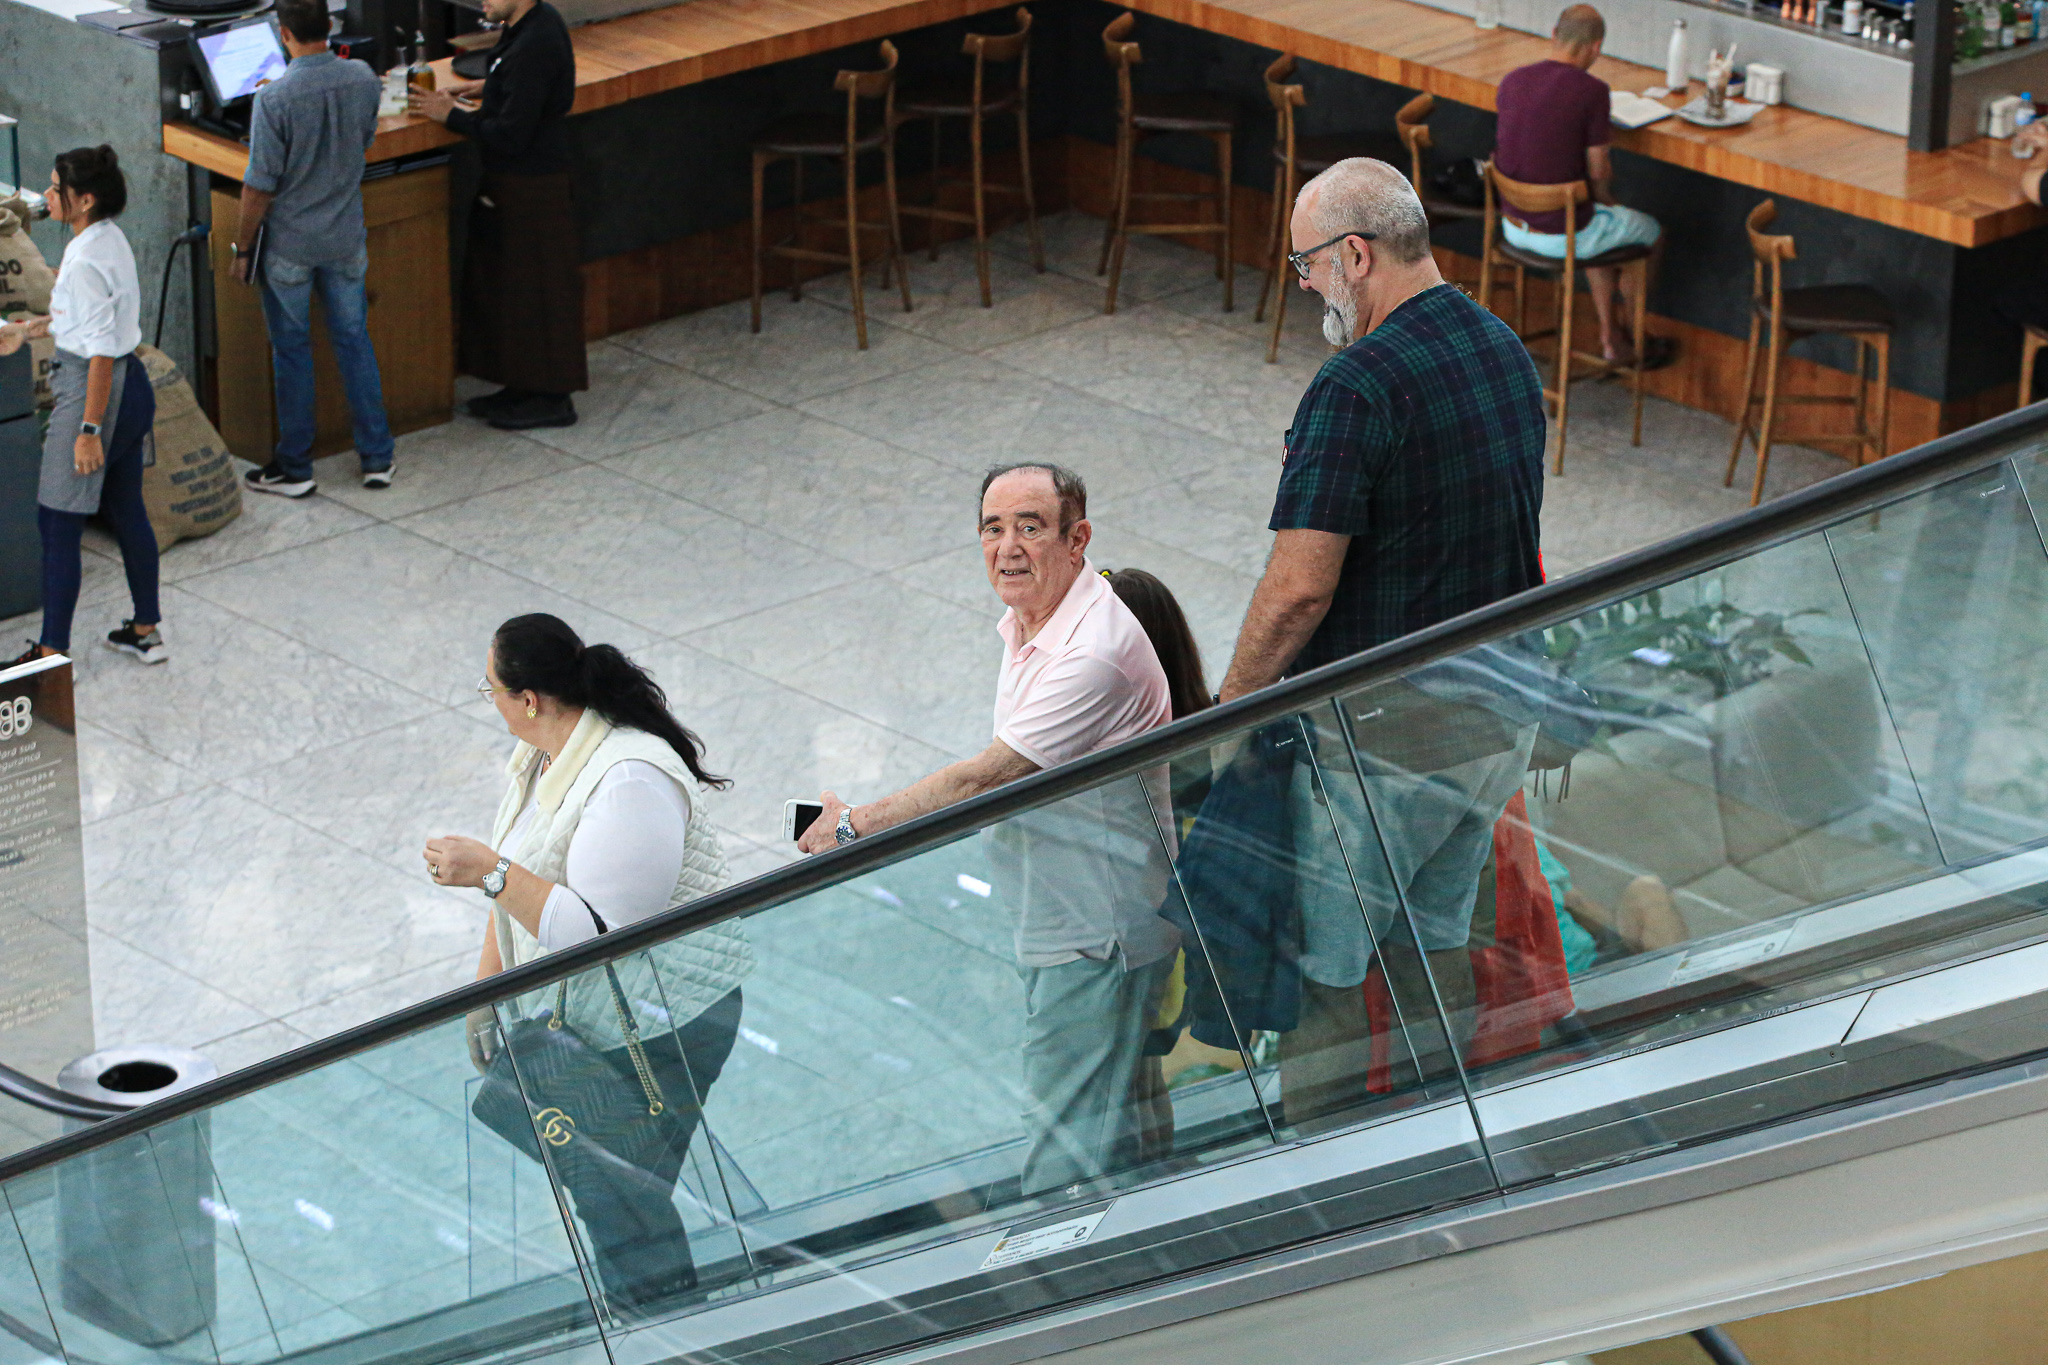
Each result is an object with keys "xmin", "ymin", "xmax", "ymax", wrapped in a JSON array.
[
  {"xmin": 1726, "ymin": 199, "xmax": 1894, "ymax": 507},
  {"xmin": 1480, "ymin": 164, "xmax": 1652, "ymax": 475},
  {"xmin": 896, "ymin": 6, "xmax": 1043, "ymax": 308},
  {"xmin": 1097, "ymin": 11, "xmax": 1238, "ymax": 315},
  {"xmin": 1254, "ymin": 54, "xmax": 1402, "ymax": 363},
  {"xmin": 2020, "ymin": 323, "xmax": 2048, "ymax": 406},
  {"xmin": 1397, "ymin": 93, "xmax": 1518, "ymax": 315},
  {"xmin": 751, "ymin": 40, "xmax": 913, "ymax": 351}
]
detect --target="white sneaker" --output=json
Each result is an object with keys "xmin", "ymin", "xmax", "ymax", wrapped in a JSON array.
[{"xmin": 362, "ymin": 466, "xmax": 394, "ymax": 489}]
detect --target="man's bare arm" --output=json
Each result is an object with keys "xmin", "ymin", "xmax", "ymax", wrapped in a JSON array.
[
  {"xmin": 232, "ymin": 186, "xmax": 275, "ymax": 283},
  {"xmin": 1218, "ymin": 529, "xmax": 1350, "ymax": 703},
  {"xmin": 797, "ymin": 739, "xmax": 1039, "ymax": 854},
  {"xmin": 1587, "ymin": 145, "xmax": 1616, "ymax": 205}
]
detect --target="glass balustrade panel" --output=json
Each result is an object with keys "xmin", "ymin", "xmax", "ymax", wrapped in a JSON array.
[
  {"xmin": 592, "ymin": 773, "xmax": 1277, "ymax": 1365},
  {"xmin": 2, "ymin": 1016, "xmax": 604, "ymax": 1365}
]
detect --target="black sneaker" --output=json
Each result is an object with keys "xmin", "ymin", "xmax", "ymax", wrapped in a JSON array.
[
  {"xmin": 487, "ymin": 394, "xmax": 578, "ymax": 431},
  {"xmin": 246, "ymin": 463, "xmax": 317, "ymax": 498},
  {"xmin": 362, "ymin": 466, "xmax": 394, "ymax": 489},
  {"xmin": 464, "ymin": 387, "xmax": 532, "ymax": 419},
  {"xmin": 4, "ymin": 641, "xmax": 53, "ymax": 671},
  {"xmin": 106, "ymin": 621, "xmax": 168, "ymax": 665}
]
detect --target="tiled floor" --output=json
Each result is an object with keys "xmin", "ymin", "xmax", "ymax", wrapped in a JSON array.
[{"xmin": 3, "ymin": 210, "xmax": 1849, "ymax": 1094}]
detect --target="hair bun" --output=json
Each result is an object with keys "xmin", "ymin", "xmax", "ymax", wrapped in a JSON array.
[{"xmin": 95, "ymin": 146, "xmax": 118, "ymax": 168}]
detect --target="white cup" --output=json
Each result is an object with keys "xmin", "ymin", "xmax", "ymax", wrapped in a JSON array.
[{"xmin": 1746, "ymin": 63, "xmax": 1784, "ymax": 105}]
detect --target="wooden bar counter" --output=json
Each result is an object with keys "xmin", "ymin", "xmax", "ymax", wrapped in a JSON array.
[
  {"xmin": 1123, "ymin": 0, "xmax": 2047, "ymax": 248},
  {"xmin": 160, "ymin": 0, "xmax": 2047, "ymax": 457}
]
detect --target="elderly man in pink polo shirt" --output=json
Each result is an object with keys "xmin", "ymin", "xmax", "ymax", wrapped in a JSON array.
[{"xmin": 800, "ymin": 461, "xmax": 1179, "ymax": 1194}]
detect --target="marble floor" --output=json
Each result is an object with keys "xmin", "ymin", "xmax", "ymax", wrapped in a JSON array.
[{"xmin": 1, "ymin": 210, "xmax": 1849, "ymax": 1104}]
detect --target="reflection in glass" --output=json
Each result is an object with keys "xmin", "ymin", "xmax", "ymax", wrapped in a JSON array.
[{"xmin": 1849, "ymin": 459, "xmax": 2048, "ymax": 859}]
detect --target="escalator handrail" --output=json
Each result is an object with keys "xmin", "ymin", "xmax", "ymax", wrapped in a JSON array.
[
  {"xmin": 3, "ymin": 400, "xmax": 2045, "ymax": 1186},
  {"xmin": 0, "ymin": 1061, "xmax": 123, "ymax": 1122}
]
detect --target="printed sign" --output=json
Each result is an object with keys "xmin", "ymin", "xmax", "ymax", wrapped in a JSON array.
[
  {"xmin": 1669, "ymin": 926, "xmax": 1797, "ymax": 987},
  {"xmin": 0, "ymin": 656, "xmax": 93, "ymax": 1152},
  {"xmin": 980, "ymin": 1204, "xmax": 1113, "ymax": 1272}
]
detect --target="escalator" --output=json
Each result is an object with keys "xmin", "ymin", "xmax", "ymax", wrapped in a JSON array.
[{"xmin": 11, "ymin": 403, "xmax": 2048, "ymax": 1365}]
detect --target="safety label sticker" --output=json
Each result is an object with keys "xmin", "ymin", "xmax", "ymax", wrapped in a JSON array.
[
  {"xmin": 980, "ymin": 1204, "xmax": 1113, "ymax": 1271},
  {"xmin": 1669, "ymin": 926, "xmax": 1796, "ymax": 986}
]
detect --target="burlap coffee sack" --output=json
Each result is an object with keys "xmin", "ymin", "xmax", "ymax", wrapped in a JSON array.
[{"xmin": 135, "ymin": 345, "xmax": 241, "ymax": 550}]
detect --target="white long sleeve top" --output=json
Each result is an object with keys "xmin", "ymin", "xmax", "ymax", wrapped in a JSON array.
[{"xmin": 503, "ymin": 758, "xmax": 693, "ymax": 949}]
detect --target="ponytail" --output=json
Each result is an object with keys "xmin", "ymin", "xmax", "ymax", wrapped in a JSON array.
[{"xmin": 492, "ymin": 614, "xmax": 730, "ymax": 789}]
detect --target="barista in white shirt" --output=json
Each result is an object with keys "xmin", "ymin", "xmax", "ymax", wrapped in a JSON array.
[{"xmin": 1, "ymin": 146, "xmax": 165, "ymax": 669}]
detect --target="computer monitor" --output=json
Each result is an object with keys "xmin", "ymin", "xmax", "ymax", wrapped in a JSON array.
[{"xmin": 193, "ymin": 16, "xmax": 290, "ymax": 110}]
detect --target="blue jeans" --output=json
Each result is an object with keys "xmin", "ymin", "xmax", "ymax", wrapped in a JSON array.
[{"xmin": 260, "ymin": 248, "xmax": 395, "ymax": 480}]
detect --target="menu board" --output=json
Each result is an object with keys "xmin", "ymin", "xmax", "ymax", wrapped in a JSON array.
[{"xmin": 0, "ymin": 656, "xmax": 94, "ymax": 1145}]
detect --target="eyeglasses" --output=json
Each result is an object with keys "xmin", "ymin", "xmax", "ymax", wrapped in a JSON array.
[
  {"xmin": 1287, "ymin": 230, "xmax": 1377, "ymax": 280},
  {"xmin": 476, "ymin": 676, "xmax": 513, "ymax": 699}
]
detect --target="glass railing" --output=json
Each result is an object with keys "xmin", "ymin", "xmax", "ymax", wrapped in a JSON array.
[{"xmin": 10, "ymin": 404, "xmax": 2048, "ymax": 1365}]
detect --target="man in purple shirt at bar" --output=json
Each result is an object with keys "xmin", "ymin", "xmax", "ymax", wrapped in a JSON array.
[{"xmin": 1494, "ymin": 4, "xmax": 1664, "ymax": 366}]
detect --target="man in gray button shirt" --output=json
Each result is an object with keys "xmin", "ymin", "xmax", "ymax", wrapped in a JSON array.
[{"xmin": 231, "ymin": 0, "xmax": 395, "ymax": 496}]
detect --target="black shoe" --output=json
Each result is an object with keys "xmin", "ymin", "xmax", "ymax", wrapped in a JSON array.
[
  {"xmin": 106, "ymin": 620, "xmax": 168, "ymax": 665},
  {"xmin": 463, "ymin": 387, "xmax": 532, "ymax": 419},
  {"xmin": 245, "ymin": 463, "xmax": 317, "ymax": 498},
  {"xmin": 362, "ymin": 466, "xmax": 394, "ymax": 489},
  {"xmin": 4, "ymin": 641, "xmax": 54, "ymax": 671},
  {"xmin": 487, "ymin": 394, "xmax": 578, "ymax": 431}
]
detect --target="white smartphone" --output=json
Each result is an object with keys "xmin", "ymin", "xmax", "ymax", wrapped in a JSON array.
[{"xmin": 783, "ymin": 798, "xmax": 826, "ymax": 843}]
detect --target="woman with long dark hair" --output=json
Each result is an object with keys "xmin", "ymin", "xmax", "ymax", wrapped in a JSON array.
[
  {"xmin": 424, "ymin": 613, "xmax": 750, "ymax": 1315},
  {"xmin": 3, "ymin": 146, "xmax": 163, "ymax": 667}
]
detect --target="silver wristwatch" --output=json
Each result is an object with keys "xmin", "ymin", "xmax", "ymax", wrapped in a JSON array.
[
  {"xmin": 79, "ymin": 420, "xmax": 101, "ymax": 437},
  {"xmin": 481, "ymin": 856, "xmax": 510, "ymax": 898},
  {"xmin": 835, "ymin": 807, "xmax": 858, "ymax": 846}
]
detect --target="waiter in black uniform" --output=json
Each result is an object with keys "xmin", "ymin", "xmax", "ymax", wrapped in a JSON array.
[{"xmin": 410, "ymin": 0, "xmax": 585, "ymax": 430}]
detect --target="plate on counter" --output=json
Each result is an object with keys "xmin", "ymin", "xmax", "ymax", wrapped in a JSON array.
[{"xmin": 1675, "ymin": 96, "xmax": 1763, "ymax": 128}]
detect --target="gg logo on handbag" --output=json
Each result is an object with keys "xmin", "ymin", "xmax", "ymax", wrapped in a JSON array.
[{"xmin": 534, "ymin": 1106, "xmax": 577, "ymax": 1146}]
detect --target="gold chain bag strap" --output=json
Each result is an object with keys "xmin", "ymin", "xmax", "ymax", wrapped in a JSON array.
[{"xmin": 547, "ymin": 909, "xmax": 668, "ymax": 1117}]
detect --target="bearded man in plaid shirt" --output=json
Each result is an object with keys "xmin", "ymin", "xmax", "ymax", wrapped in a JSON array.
[{"xmin": 1216, "ymin": 157, "xmax": 1547, "ymax": 1124}]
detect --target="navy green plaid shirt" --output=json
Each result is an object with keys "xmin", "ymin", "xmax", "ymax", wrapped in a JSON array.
[{"xmin": 1272, "ymin": 283, "xmax": 1546, "ymax": 673}]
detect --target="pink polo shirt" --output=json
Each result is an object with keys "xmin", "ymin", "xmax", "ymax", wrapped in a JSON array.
[
  {"xmin": 987, "ymin": 562, "xmax": 1180, "ymax": 969},
  {"xmin": 993, "ymin": 561, "xmax": 1171, "ymax": 769}
]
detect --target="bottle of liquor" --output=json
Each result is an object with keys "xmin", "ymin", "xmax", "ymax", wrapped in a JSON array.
[
  {"xmin": 2003, "ymin": 0, "xmax": 2020, "ymax": 46},
  {"xmin": 409, "ymin": 30, "xmax": 436, "ymax": 90}
]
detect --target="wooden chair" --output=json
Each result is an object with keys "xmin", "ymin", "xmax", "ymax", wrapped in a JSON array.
[
  {"xmin": 1253, "ymin": 54, "xmax": 1403, "ymax": 362},
  {"xmin": 1097, "ymin": 11, "xmax": 1238, "ymax": 315},
  {"xmin": 1725, "ymin": 199, "xmax": 1894, "ymax": 507},
  {"xmin": 1480, "ymin": 164, "xmax": 1652, "ymax": 475},
  {"xmin": 2021, "ymin": 323, "xmax": 2048, "ymax": 406},
  {"xmin": 1397, "ymin": 92, "xmax": 1517, "ymax": 314},
  {"xmin": 895, "ymin": 6, "xmax": 1043, "ymax": 307},
  {"xmin": 750, "ymin": 40, "xmax": 913, "ymax": 350}
]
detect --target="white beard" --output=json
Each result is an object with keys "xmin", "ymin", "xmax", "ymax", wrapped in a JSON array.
[{"xmin": 1321, "ymin": 286, "xmax": 1358, "ymax": 348}]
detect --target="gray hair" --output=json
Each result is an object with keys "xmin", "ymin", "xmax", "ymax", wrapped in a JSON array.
[
  {"xmin": 1296, "ymin": 158, "xmax": 1432, "ymax": 267},
  {"xmin": 979, "ymin": 462, "xmax": 1088, "ymax": 536}
]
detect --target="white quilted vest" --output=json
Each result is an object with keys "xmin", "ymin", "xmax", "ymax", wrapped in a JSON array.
[{"xmin": 490, "ymin": 710, "xmax": 754, "ymax": 1048}]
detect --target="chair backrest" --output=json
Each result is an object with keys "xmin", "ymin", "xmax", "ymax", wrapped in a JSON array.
[
  {"xmin": 1264, "ymin": 53, "xmax": 1305, "ymax": 161},
  {"xmin": 834, "ymin": 39, "xmax": 898, "ymax": 141},
  {"xmin": 1745, "ymin": 198, "xmax": 1796, "ymax": 314},
  {"xmin": 1483, "ymin": 161, "xmax": 1588, "ymax": 265},
  {"xmin": 965, "ymin": 5, "xmax": 1032, "ymax": 67},
  {"xmin": 1103, "ymin": 12, "xmax": 1141, "ymax": 122},
  {"xmin": 1395, "ymin": 92, "xmax": 1433, "ymax": 196}
]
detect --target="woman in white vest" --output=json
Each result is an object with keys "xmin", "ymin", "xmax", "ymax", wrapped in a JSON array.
[{"xmin": 424, "ymin": 612, "xmax": 753, "ymax": 1312}]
